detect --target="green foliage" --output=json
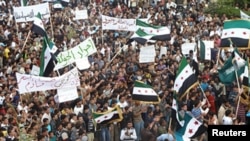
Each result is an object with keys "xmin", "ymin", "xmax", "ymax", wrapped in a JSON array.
[{"xmin": 204, "ymin": 3, "xmax": 250, "ymax": 18}]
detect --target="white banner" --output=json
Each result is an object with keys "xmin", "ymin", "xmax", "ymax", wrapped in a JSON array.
[
  {"xmin": 57, "ymin": 86, "xmax": 78, "ymax": 103},
  {"xmin": 75, "ymin": 57, "xmax": 91, "ymax": 70},
  {"xmin": 16, "ymin": 68, "xmax": 80, "ymax": 94},
  {"xmin": 13, "ymin": 3, "xmax": 50, "ymax": 23},
  {"xmin": 54, "ymin": 37, "xmax": 97, "ymax": 70},
  {"xmin": 139, "ymin": 45, "xmax": 156, "ymax": 63},
  {"xmin": 181, "ymin": 43, "xmax": 196, "ymax": 55},
  {"xmin": 159, "ymin": 46, "xmax": 167, "ymax": 58},
  {"xmin": 102, "ymin": 15, "xmax": 136, "ymax": 31},
  {"xmin": 74, "ymin": 10, "xmax": 88, "ymax": 20}
]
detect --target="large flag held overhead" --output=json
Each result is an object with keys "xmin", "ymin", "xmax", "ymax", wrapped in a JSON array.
[
  {"xmin": 174, "ymin": 57, "xmax": 198, "ymax": 99},
  {"xmin": 130, "ymin": 19, "xmax": 171, "ymax": 44},
  {"xmin": 92, "ymin": 105, "xmax": 123, "ymax": 124},
  {"xmin": 220, "ymin": 19, "xmax": 250, "ymax": 48},
  {"xmin": 40, "ymin": 38, "xmax": 55, "ymax": 77},
  {"xmin": 130, "ymin": 28, "xmax": 155, "ymax": 44},
  {"xmin": 218, "ymin": 48, "xmax": 245, "ymax": 84},
  {"xmin": 132, "ymin": 80, "xmax": 160, "ymax": 103},
  {"xmin": 31, "ymin": 12, "xmax": 47, "ymax": 36},
  {"xmin": 176, "ymin": 113, "xmax": 207, "ymax": 139}
]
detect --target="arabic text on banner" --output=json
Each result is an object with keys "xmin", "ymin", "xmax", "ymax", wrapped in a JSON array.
[
  {"xmin": 13, "ymin": 3, "xmax": 50, "ymax": 23},
  {"xmin": 16, "ymin": 68, "xmax": 80, "ymax": 94},
  {"xmin": 101, "ymin": 15, "xmax": 136, "ymax": 31},
  {"xmin": 57, "ymin": 86, "xmax": 79, "ymax": 103},
  {"xmin": 54, "ymin": 37, "xmax": 97, "ymax": 70}
]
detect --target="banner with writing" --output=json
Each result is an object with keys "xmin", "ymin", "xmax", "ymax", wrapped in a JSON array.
[
  {"xmin": 16, "ymin": 68, "xmax": 80, "ymax": 94},
  {"xmin": 54, "ymin": 37, "xmax": 97, "ymax": 70},
  {"xmin": 13, "ymin": 3, "xmax": 50, "ymax": 23},
  {"xmin": 102, "ymin": 15, "xmax": 136, "ymax": 31},
  {"xmin": 240, "ymin": 10, "xmax": 250, "ymax": 20},
  {"xmin": 74, "ymin": 10, "xmax": 88, "ymax": 20},
  {"xmin": 57, "ymin": 86, "xmax": 79, "ymax": 103},
  {"xmin": 139, "ymin": 45, "xmax": 156, "ymax": 63}
]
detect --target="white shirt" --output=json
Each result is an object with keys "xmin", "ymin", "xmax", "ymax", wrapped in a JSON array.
[
  {"xmin": 74, "ymin": 104, "xmax": 84, "ymax": 115},
  {"xmin": 222, "ymin": 115, "xmax": 233, "ymax": 125},
  {"xmin": 120, "ymin": 128, "xmax": 137, "ymax": 141}
]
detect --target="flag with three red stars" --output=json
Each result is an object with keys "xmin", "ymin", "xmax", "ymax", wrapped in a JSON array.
[
  {"xmin": 92, "ymin": 105, "xmax": 123, "ymax": 125},
  {"xmin": 176, "ymin": 113, "xmax": 207, "ymax": 139},
  {"xmin": 130, "ymin": 19, "xmax": 171, "ymax": 44},
  {"xmin": 173, "ymin": 57, "xmax": 199, "ymax": 100},
  {"xmin": 220, "ymin": 19, "xmax": 250, "ymax": 49},
  {"xmin": 132, "ymin": 80, "xmax": 160, "ymax": 103}
]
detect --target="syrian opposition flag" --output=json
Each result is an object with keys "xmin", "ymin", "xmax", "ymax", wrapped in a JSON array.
[
  {"xmin": 92, "ymin": 106, "xmax": 123, "ymax": 124},
  {"xmin": 31, "ymin": 12, "xmax": 47, "ymax": 37},
  {"xmin": 220, "ymin": 19, "xmax": 250, "ymax": 48},
  {"xmin": 218, "ymin": 48, "xmax": 245, "ymax": 84},
  {"xmin": 135, "ymin": 19, "xmax": 171, "ymax": 41},
  {"xmin": 199, "ymin": 40, "xmax": 211, "ymax": 61},
  {"xmin": 176, "ymin": 113, "xmax": 207, "ymax": 139},
  {"xmin": 130, "ymin": 28, "xmax": 155, "ymax": 44},
  {"xmin": 174, "ymin": 57, "xmax": 198, "ymax": 99},
  {"xmin": 132, "ymin": 80, "xmax": 160, "ymax": 103},
  {"xmin": 240, "ymin": 60, "xmax": 249, "ymax": 87},
  {"xmin": 40, "ymin": 37, "xmax": 55, "ymax": 77},
  {"xmin": 172, "ymin": 94, "xmax": 184, "ymax": 127}
]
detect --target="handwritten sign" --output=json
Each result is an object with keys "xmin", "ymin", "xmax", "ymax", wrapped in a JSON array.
[
  {"xmin": 54, "ymin": 37, "xmax": 97, "ymax": 70},
  {"xmin": 74, "ymin": 10, "xmax": 88, "ymax": 20},
  {"xmin": 13, "ymin": 3, "xmax": 50, "ymax": 23},
  {"xmin": 57, "ymin": 86, "xmax": 79, "ymax": 103},
  {"xmin": 139, "ymin": 45, "xmax": 156, "ymax": 63},
  {"xmin": 16, "ymin": 68, "xmax": 80, "ymax": 94},
  {"xmin": 102, "ymin": 15, "xmax": 136, "ymax": 31}
]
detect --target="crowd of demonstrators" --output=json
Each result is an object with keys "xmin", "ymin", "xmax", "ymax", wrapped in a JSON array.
[{"xmin": 0, "ymin": 0, "xmax": 250, "ymax": 141}]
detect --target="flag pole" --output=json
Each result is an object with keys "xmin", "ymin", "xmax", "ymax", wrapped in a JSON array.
[
  {"xmin": 235, "ymin": 69, "xmax": 241, "ymax": 118},
  {"xmin": 21, "ymin": 30, "xmax": 31, "ymax": 52},
  {"xmin": 216, "ymin": 48, "xmax": 221, "ymax": 66},
  {"xmin": 50, "ymin": 14, "xmax": 54, "ymax": 41},
  {"xmin": 198, "ymin": 83, "xmax": 209, "ymax": 103}
]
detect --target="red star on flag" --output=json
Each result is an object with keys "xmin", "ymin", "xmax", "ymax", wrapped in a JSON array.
[
  {"xmin": 224, "ymin": 33, "xmax": 227, "ymax": 36},
  {"xmin": 181, "ymin": 77, "xmax": 183, "ymax": 80},
  {"xmin": 157, "ymin": 30, "xmax": 159, "ymax": 33},
  {"xmin": 194, "ymin": 121, "xmax": 199, "ymax": 125},
  {"xmin": 104, "ymin": 116, "xmax": 108, "ymax": 118},
  {"xmin": 185, "ymin": 70, "xmax": 188, "ymax": 73},
  {"xmin": 188, "ymin": 129, "xmax": 193, "ymax": 134},
  {"xmin": 97, "ymin": 120, "xmax": 100, "ymax": 123},
  {"xmin": 237, "ymin": 57, "xmax": 240, "ymax": 60},
  {"xmin": 145, "ymin": 90, "xmax": 147, "ymax": 93},
  {"xmin": 175, "ymin": 84, "xmax": 178, "ymax": 87},
  {"xmin": 243, "ymin": 32, "xmax": 246, "ymax": 35},
  {"xmin": 150, "ymin": 30, "xmax": 153, "ymax": 33},
  {"xmin": 44, "ymin": 56, "xmax": 47, "ymax": 59},
  {"xmin": 138, "ymin": 90, "xmax": 141, "ymax": 93},
  {"xmin": 231, "ymin": 31, "xmax": 234, "ymax": 34}
]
